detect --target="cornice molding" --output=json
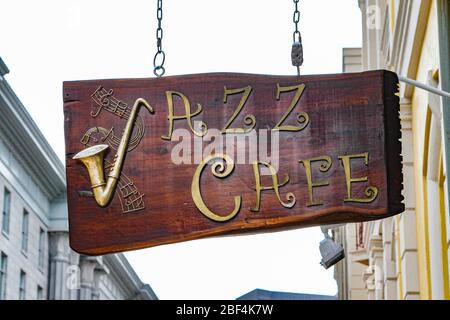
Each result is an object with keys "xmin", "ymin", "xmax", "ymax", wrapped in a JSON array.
[
  {"xmin": 0, "ymin": 77, "xmax": 65, "ymax": 199},
  {"xmin": 0, "ymin": 58, "xmax": 9, "ymax": 76},
  {"xmin": 104, "ymin": 254, "xmax": 157, "ymax": 300}
]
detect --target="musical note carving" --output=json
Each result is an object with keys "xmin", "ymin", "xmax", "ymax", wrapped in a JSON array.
[
  {"xmin": 82, "ymin": 86, "xmax": 145, "ymax": 152},
  {"xmin": 104, "ymin": 161, "xmax": 145, "ymax": 213}
]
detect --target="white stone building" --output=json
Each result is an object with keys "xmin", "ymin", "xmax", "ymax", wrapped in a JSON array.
[{"xmin": 0, "ymin": 57, "xmax": 157, "ymax": 300}]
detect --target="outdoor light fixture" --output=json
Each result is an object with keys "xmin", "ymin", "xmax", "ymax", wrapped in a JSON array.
[{"xmin": 319, "ymin": 226, "xmax": 345, "ymax": 269}]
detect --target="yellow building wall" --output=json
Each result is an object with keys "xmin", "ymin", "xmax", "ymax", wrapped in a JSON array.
[
  {"xmin": 410, "ymin": 0, "xmax": 442, "ymax": 299},
  {"xmin": 340, "ymin": 0, "xmax": 450, "ymax": 300}
]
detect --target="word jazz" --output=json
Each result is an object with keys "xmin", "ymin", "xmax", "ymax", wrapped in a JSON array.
[
  {"xmin": 161, "ymin": 84, "xmax": 310, "ymax": 140},
  {"xmin": 153, "ymin": 83, "xmax": 379, "ymax": 222}
]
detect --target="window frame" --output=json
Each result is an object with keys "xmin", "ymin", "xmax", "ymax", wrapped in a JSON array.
[
  {"xmin": 38, "ymin": 228, "xmax": 45, "ymax": 270},
  {"xmin": 37, "ymin": 285, "xmax": 43, "ymax": 300},
  {"xmin": 0, "ymin": 252, "xmax": 7, "ymax": 300},
  {"xmin": 21, "ymin": 209, "xmax": 29, "ymax": 254},
  {"xmin": 1, "ymin": 188, "xmax": 11, "ymax": 235},
  {"xmin": 19, "ymin": 270, "xmax": 26, "ymax": 300}
]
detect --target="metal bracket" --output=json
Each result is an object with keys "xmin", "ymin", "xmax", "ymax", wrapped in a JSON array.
[{"xmin": 399, "ymin": 76, "xmax": 450, "ymax": 99}]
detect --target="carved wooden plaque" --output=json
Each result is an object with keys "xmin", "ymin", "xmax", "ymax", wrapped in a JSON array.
[{"xmin": 64, "ymin": 70, "xmax": 403, "ymax": 255}]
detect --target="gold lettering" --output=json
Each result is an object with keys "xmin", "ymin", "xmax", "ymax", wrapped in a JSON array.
[
  {"xmin": 191, "ymin": 154, "xmax": 241, "ymax": 222},
  {"xmin": 251, "ymin": 161, "xmax": 295, "ymax": 212},
  {"xmin": 273, "ymin": 83, "xmax": 309, "ymax": 132},
  {"xmin": 221, "ymin": 85, "xmax": 256, "ymax": 134},
  {"xmin": 299, "ymin": 156, "xmax": 332, "ymax": 207},
  {"xmin": 161, "ymin": 91, "xmax": 208, "ymax": 140},
  {"xmin": 339, "ymin": 152, "xmax": 378, "ymax": 203}
]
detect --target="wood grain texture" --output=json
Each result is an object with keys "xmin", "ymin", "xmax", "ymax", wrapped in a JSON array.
[{"xmin": 63, "ymin": 70, "xmax": 404, "ymax": 255}]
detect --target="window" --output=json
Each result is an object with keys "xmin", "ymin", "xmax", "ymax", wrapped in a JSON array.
[
  {"xmin": 21, "ymin": 210, "xmax": 29, "ymax": 253},
  {"xmin": 38, "ymin": 228, "xmax": 45, "ymax": 269},
  {"xmin": 2, "ymin": 188, "xmax": 11, "ymax": 234},
  {"xmin": 0, "ymin": 252, "xmax": 7, "ymax": 300},
  {"xmin": 19, "ymin": 270, "xmax": 26, "ymax": 300},
  {"xmin": 37, "ymin": 285, "xmax": 43, "ymax": 300}
]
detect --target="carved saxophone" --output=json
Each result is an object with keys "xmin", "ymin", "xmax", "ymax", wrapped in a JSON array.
[{"xmin": 73, "ymin": 98, "xmax": 154, "ymax": 207}]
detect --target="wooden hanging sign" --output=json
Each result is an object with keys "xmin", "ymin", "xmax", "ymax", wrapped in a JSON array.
[{"xmin": 64, "ymin": 70, "xmax": 404, "ymax": 255}]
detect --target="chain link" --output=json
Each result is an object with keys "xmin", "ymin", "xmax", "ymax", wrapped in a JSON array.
[
  {"xmin": 293, "ymin": 0, "xmax": 300, "ymax": 40},
  {"xmin": 153, "ymin": 0, "xmax": 165, "ymax": 77},
  {"xmin": 291, "ymin": 0, "xmax": 303, "ymax": 76}
]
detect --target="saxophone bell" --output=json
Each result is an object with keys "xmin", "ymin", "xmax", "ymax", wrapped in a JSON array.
[{"xmin": 73, "ymin": 144, "xmax": 110, "ymax": 206}]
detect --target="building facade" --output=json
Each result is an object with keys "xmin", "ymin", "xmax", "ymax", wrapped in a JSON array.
[
  {"xmin": 0, "ymin": 57, "xmax": 157, "ymax": 300},
  {"xmin": 334, "ymin": 0, "xmax": 450, "ymax": 300}
]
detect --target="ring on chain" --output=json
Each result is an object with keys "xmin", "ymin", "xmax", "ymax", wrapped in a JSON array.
[
  {"xmin": 153, "ymin": 66, "xmax": 165, "ymax": 77},
  {"xmin": 293, "ymin": 31, "xmax": 301, "ymax": 43}
]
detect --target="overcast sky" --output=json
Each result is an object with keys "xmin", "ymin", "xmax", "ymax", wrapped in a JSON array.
[{"xmin": 0, "ymin": 0, "xmax": 362, "ymax": 299}]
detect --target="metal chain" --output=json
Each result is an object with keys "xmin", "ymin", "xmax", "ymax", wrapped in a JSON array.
[
  {"xmin": 291, "ymin": 0, "xmax": 303, "ymax": 76},
  {"xmin": 153, "ymin": 0, "xmax": 165, "ymax": 77},
  {"xmin": 152, "ymin": 1, "xmax": 303, "ymax": 77}
]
